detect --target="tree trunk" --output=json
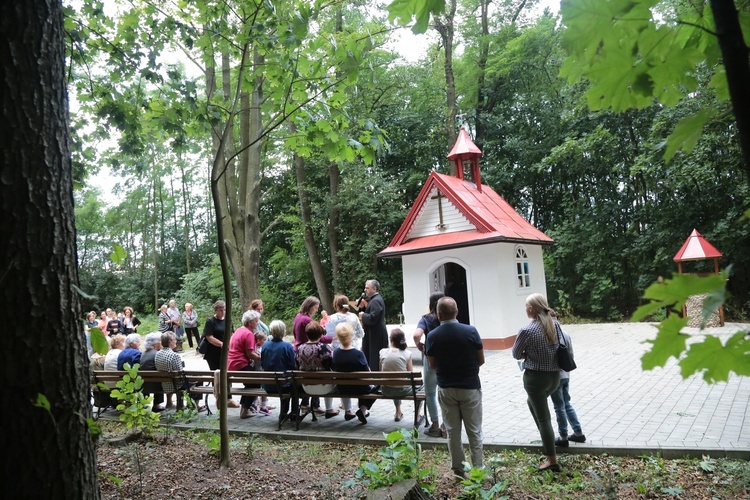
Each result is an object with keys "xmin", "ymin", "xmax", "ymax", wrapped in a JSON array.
[
  {"xmin": 293, "ymin": 124, "xmax": 332, "ymax": 310},
  {"xmin": 435, "ymin": 0, "xmax": 458, "ymax": 156},
  {"xmin": 180, "ymin": 156, "xmax": 191, "ymax": 274},
  {"xmin": 710, "ymin": 0, "xmax": 750, "ymax": 180},
  {"xmin": 328, "ymin": 8, "xmax": 344, "ymax": 298},
  {"xmin": 0, "ymin": 0, "xmax": 99, "ymax": 496},
  {"xmin": 210, "ymin": 43, "xmax": 263, "ymax": 312},
  {"xmin": 328, "ymin": 161, "xmax": 342, "ymax": 296},
  {"xmin": 474, "ymin": 0, "xmax": 491, "ymax": 149}
]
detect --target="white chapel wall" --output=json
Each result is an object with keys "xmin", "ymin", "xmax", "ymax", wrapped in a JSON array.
[{"xmin": 399, "ymin": 242, "xmax": 548, "ymax": 341}]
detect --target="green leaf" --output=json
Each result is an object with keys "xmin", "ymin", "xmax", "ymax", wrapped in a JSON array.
[
  {"xmin": 679, "ymin": 332, "xmax": 750, "ymax": 382},
  {"xmin": 90, "ymin": 327, "xmax": 109, "ymax": 355},
  {"xmin": 664, "ymin": 109, "xmax": 717, "ymax": 162},
  {"xmin": 387, "ymin": 0, "xmax": 445, "ymax": 34},
  {"xmin": 632, "ymin": 299, "xmax": 668, "ymax": 322},
  {"xmin": 109, "ymin": 243, "xmax": 127, "ymax": 264},
  {"xmin": 33, "ymin": 393, "xmax": 52, "ymax": 412},
  {"xmin": 641, "ymin": 314, "xmax": 689, "ymax": 370}
]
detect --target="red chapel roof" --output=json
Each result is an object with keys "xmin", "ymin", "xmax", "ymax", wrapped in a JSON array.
[
  {"xmin": 673, "ymin": 229, "xmax": 722, "ymax": 262},
  {"xmin": 379, "ymin": 172, "xmax": 552, "ymax": 258}
]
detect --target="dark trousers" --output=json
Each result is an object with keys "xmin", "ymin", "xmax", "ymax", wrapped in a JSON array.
[
  {"xmin": 238, "ymin": 364, "xmax": 260, "ymax": 409},
  {"xmin": 185, "ymin": 327, "xmax": 201, "ymax": 348}
]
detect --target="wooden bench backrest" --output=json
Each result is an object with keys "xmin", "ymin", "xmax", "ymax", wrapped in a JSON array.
[
  {"xmin": 93, "ymin": 370, "xmax": 173, "ymax": 385},
  {"xmin": 290, "ymin": 370, "xmax": 423, "ymax": 387}
]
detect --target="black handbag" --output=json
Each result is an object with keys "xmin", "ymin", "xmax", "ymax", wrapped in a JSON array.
[
  {"xmin": 197, "ymin": 335, "xmax": 208, "ymax": 354},
  {"xmin": 555, "ymin": 324, "xmax": 577, "ymax": 372}
]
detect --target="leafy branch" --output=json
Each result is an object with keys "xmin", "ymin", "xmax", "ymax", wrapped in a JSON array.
[{"xmin": 632, "ymin": 267, "xmax": 750, "ymax": 383}]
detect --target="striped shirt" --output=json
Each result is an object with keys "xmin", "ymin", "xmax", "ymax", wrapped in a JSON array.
[{"xmin": 512, "ymin": 319, "xmax": 560, "ymax": 372}]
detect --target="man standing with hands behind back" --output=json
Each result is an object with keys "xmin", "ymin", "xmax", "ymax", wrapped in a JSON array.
[
  {"xmin": 425, "ymin": 296, "xmax": 485, "ymax": 479},
  {"xmin": 358, "ymin": 279, "xmax": 388, "ymax": 371}
]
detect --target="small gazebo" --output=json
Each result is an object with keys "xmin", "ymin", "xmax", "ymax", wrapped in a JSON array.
[{"xmin": 673, "ymin": 229, "xmax": 724, "ymax": 327}]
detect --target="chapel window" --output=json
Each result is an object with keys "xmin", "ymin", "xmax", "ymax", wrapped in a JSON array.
[{"xmin": 515, "ymin": 246, "xmax": 530, "ymax": 289}]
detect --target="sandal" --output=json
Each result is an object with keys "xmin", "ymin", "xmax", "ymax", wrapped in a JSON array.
[
  {"xmin": 394, "ymin": 412, "xmax": 403, "ymax": 422},
  {"xmin": 344, "ymin": 411, "xmax": 357, "ymax": 421},
  {"xmin": 325, "ymin": 410, "xmax": 340, "ymax": 419}
]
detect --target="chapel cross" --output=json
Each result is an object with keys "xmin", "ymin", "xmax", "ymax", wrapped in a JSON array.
[{"xmin": 431, "ymin": 190, "xmax": 446, "ymax": 230}]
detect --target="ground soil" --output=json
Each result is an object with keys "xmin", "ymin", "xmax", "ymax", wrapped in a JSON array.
[{"xmin": 96, "ymin": 425, "xmax": 748, "ymax": 499}]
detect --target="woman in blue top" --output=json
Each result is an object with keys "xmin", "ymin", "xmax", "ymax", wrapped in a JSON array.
[
  {"xmin": 261, "ymin": 320, "xmax": 299, "ymax": 426},
  {"xmin": 512, "ymin": 293, "xmax": 561, "ymax": 473},
  {"xmin": 412, "ymin": 291, "xmax": 445, "ymax": 437}
]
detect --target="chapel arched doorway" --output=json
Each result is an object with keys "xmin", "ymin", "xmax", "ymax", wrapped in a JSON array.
[{"xmin": 430, "ymin": 261, "xmax": 470, "ymax": 324}]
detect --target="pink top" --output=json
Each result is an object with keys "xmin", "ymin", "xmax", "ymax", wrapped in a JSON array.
[{"xmin": 228, "ymin": 326, "xmax": 256, "ymax": 371}]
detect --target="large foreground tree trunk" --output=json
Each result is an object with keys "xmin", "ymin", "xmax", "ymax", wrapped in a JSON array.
[
  {"xmin": 710, "ymin": 0, "xmax": 750, "ymax": 179},
  {"xmin": 1, "ymin": 0, "xmax": 99, "ymax": 496}
]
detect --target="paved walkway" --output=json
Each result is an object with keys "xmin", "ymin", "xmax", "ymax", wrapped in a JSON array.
[{"xmin": 102, "ymin": 322, "xmax": 750, "ymax": 459}]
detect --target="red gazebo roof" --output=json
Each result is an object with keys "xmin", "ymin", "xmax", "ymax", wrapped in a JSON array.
[{"xmin": 673, "ymin": 229, "xmax": 722, "ymax": 262}]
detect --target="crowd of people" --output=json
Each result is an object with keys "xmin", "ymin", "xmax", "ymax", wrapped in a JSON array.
[{"xmin": 86, "ymin": 283, "xmax": 585, "ymax": 478}]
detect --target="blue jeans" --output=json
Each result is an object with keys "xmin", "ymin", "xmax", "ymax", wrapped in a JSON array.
[
  {"xmin": 438, "ymin": 387, "xmax": 483, "ymax": 471},
  {"xmin": 422, "ymin": 353, "xmax": 440, "ymax": 425},
  {"xmin": 550, "ymin": 377, "xmax": 582, "ymax": 438}
]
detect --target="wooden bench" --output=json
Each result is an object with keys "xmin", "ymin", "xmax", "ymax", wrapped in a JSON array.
[
  {"xmin": 93, "ymin": 369, "xmax": 426, "ymax": 431},
  {"xmin": 214, "ymin": 370, "xmax": 425, "ymax": 431},
  {"xmin": 213, "ymin": 370, "xmax": 295, "ymax": 430},
  {"xmin": 91, "ymin": 370, "xmax": 214, "ymax": 418},
  {"xmin": 289, "ymin": 370, "xmax": 426, "ymax": 430}
]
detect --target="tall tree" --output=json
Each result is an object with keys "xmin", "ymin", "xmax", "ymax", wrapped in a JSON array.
[
  {"xmin": 1, "ymin": 0, "xmax": 98, "ymax": 496},
  {"xmin": 433, "ymin": 0, "xmax": 459, "ymax": 150}
]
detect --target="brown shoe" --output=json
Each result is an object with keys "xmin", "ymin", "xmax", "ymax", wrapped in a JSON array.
[{"xmin": 227, "ymin": 400, "xmax": 240, "ymax": 408}]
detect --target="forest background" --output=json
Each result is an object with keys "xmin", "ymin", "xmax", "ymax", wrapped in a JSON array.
[{"xmin": 68, "ymin": 0, "xmax": 750, "ymax": 327}]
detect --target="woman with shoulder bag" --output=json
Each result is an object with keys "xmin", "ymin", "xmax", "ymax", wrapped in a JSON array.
[{"xmin": 512, "ymin": 293, "xmax": 562, "ymax": 473}]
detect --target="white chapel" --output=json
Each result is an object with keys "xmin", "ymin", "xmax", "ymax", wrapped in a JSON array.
[{"xmin": 378, "ymin": 128, "xmax": 553, "ymax": 349}]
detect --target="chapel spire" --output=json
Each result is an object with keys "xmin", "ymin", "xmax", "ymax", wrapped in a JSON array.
[{"xmin": 447, "ymin": 127, "xmax": 483, "ymax": 192}]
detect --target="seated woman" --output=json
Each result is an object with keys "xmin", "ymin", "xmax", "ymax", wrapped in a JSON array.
[
  {"xmin": 228, "ymin": 310, "xmax": 266, "ymax": 418},
  {"xmin": 103, "ymin": 334, "xmax": 126, "ymax": 371},
  {"xmin": 154, "ymin": 331, "xmax": 184, "ymax": 409},
  {"xmin": 332, "ymin": 322, "xmax": 376, "ymax": 424},
  {"xmin": 117, "ymin": 333, "xmax": 142, "ymax": 370},
  {"xmin": 140, "ymin": 332, "xmax": 165, "ymax": 411},
  {"xmin": 296, "ymin": 321, "xmax": 338, "ymax": 418},
  {"xmin": 379, "ymin": 328, "xmax": 423, "ymax": 423},
  {"xmin": 261, "ymin": 320, "xmax": 299, "ymax": 425}
]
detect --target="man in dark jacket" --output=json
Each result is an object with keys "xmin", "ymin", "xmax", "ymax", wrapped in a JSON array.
[{"xmin": 358, "ymin": 279, "xmax": 388, "ymax": 371}]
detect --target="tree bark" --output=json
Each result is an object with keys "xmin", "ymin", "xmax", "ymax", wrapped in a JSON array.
[
  {"xmin": 327, "ymin": 7, "xmax": 344, "ymax": 299},
  {"xmin": 328, "ymin": 161, "xmax": 342, "ymax": 298},
  {"xmin": 209, "ymin": 41, "xmax": 263, "ymax": 311},
  {"xmin": 434, "ymin": 0, "xmax": 458, "ymax": 157},
  {"xmin": 710, "ymin": 0, "xmax": 750, "ymax": 180},
  {"xmin": 293, "ymin": 124, "xmax": 332, "ymax": 311},
  {"xmin": 1, "ymin": 0, "xmax": 99, "ymax": 496},
  {"xmin": 474, "ymin": 0, "xmax": 491, "ymax": 149}
]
